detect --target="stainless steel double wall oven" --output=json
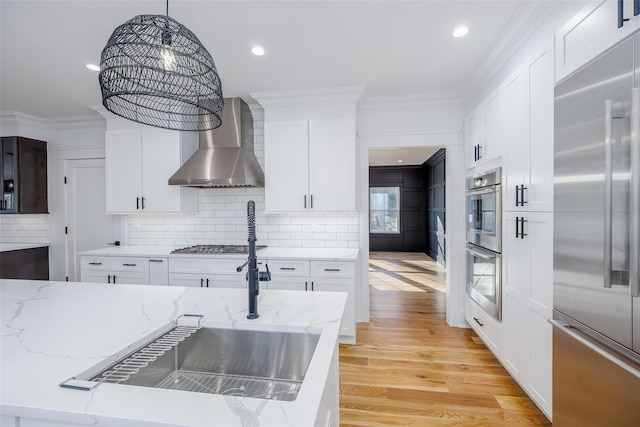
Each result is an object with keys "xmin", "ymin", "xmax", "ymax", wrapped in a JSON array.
[{"xmin": 466, "ymin": 167, "xmax": 502, "ymax": 320}]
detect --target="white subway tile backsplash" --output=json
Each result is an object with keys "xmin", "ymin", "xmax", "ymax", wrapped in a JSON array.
[{"xmin": 0, "ymin": 214, "xmax": 50, "ymax": 244}]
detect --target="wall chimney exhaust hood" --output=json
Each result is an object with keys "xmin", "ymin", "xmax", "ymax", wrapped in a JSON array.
[{"xmin": 168, "ymin": 98, "xmax": 265, "ymax": 187}]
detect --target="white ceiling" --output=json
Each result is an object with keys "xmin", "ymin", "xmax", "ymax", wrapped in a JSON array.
[{"xmin": 0, "ymin": 0, "xmax": 535, "ymax": 120}]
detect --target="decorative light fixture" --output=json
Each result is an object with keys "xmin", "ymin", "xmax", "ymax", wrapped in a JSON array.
[{"xmin": 98, "ymin": 0, "xmax": 223, "ymax": 131}]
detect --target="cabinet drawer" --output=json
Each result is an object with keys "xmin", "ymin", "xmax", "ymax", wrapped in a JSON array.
[
  {"xmin": 465, "ymin": 296, "xmax": 502, "ymax": 357},
  {"xmin": 169, "ymin": 258, "xmax": 207, "ymax": 274},
  {"xmin": 310, "ymin": 261, "xmax": 355, "ymax": 278},
  {"xmin": 81, "ymin": 257, "xmax": 113, "ymax": 271},
  {"xmin": 266, "ymin": 259, "xmax": 311, "ymax": 277},
  {"xmin": 205, "ymin": 259, "xmax": 246, "ymax": 276},
  {"xmin": 112, "ymin": 257, "xmax": 149, "ymax": 272}
]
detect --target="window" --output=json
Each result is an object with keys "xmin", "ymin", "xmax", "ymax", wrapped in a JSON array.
[{"xmin": 370, "ymin": 187, "xmax": 400, "ymax": 233}]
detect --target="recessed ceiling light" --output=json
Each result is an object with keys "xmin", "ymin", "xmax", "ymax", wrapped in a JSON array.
[
  {"xmin": 397, "ymin": 160, "xmax": 404, "ymax": 163},
  {"xmin": 453, "ymin": 26, "xmax": 469, "ymax": 38},
  {"xmin": 251, "ymin": 46, "xmax": 265, "ymax": 56},
  {"xmin": 86, "ymin": 64, "xmax": 100, "ymax": 71}
]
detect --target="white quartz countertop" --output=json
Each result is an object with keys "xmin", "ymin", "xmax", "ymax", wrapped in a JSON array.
[
  {"xmin": 0, "ymin": 243, "xmax": 49, "ymax": 253},
  {"xmin": 79, "ymin": 245, "xmax": 359, "ymax": 261},
  {"xmin": 0, "ymin": 280, "xmax": 346, "ymax": 426}
]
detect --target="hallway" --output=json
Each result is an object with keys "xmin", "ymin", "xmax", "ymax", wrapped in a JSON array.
[{"xmin": 339, "ymin": 252, "xmax": 550, "ymax": 426}]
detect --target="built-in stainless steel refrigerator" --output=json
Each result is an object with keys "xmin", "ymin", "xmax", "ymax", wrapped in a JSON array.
[{"xmin": 553, "ymin": 31, "xmax": 640, "ymax": 426}]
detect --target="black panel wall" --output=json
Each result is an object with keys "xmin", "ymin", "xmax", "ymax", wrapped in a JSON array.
[
  {"xmin": 424, "ymin": 149, "xmax": 446, "ymax": 265},
  {"xmin": 369, "ymin": 166, "xmax": 426, "ymax": 252}
]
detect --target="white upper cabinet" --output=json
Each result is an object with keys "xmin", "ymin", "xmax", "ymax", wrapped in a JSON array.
[
  {"xmin": 464, "ymin": 87, "xmax": 504, "ymax": 169},
  {"xmin": 264, "ymin": 121, "xmax": 310, "ymax": 212},
  {"xmin": 105, "ymin": 129, "xmax": 198, "ymax": 214},
  {"xmin": 504, "ymin": 49, "xmax": 554, "ymax": 212},
  {"xmin": 265, "ymin": 118, "xmax": 356, "ymax": 213},
  {"xmin": 556, "ymin": 0, "xmax": 639, "ymax": 82}
]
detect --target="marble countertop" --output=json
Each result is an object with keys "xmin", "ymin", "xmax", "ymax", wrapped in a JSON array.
[
  {"xmin": 0, "ymin": 280, "xmax": 346, "ymax": 426},
  {"xmin": 79, "ymin": 245, "xmax": 359, "ymax": 261},
  {"xmin": 0, "ymin": 243, "xmax": 49, "ymax": 253}
]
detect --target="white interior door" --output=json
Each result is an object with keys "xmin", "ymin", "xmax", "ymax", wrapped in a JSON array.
[{"xmin": 64, "ymin": 158, "xmax": 119, "ymax": 281}]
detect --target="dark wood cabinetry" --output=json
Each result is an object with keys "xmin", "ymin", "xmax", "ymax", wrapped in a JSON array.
[
  {"xmin": 1, "ymin": 136, "xmax": 48, "ymax": 214},
  {"xmin": 0, "ymin": 246, "xmax": 49, "ymax": 280}
]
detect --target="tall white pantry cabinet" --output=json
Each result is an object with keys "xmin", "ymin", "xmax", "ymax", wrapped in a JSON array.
[{"xmin": 464, "ymin": 45, "xmax": 555, "ymax": 418}]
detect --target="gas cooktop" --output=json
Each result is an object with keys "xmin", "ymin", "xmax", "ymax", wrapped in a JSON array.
[{"xmin": 170, "ymin": 245, "xmax": 267, "ymax": 255}]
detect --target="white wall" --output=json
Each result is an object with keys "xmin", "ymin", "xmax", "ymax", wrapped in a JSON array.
[{"xmin": 357, "ymin": 93, "xmax": 466, "ymax": 326}]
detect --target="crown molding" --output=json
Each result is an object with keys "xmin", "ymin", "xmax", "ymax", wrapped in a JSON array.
[
  {"xmin": 461, "ymin": 0, "xmax": 562, "ymax": 104},
  {"xmin": 360, "ymin": 92, "xmax": 462, "ymax": 112},
  {"xmin": 250, "ymin": 86, "xmax": 366, "ymax": 109},
  {"xmin": 358, "ymin": 128, "xmax": 460, "ymax": 138},
  {"xmin": 1, "ymin": 110, "xmax": 105, "ymax": 131}
]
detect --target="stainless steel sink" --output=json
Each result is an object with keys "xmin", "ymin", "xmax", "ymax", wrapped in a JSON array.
[{"xmin": 81, "ymin": 326, "xmax": 320, "ymax": 401}]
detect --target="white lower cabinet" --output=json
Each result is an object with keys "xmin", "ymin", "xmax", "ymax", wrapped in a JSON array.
[
  {"xmin": 502, "ymin": 211, "xmax": 553, "ymax": 418},
  {"xmin": 148, "ymin": 258, "xmax": 169, "ymax": 285},
  {"xmin": 80, "ymin": 256, "xmax": 150, "ymax": 285},
  {"xmin": 465, "ymin": 295, "xmax": 502, "ymax": 357},
  {"xmin": 168, "ymin": 258, "xmax": 246, "ymax": 288},
  {"xmin": 266, "ymin": 258, "xmax": 357, "ymax": 340}
]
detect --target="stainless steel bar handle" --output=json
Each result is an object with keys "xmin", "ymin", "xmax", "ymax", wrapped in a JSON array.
[
  {"xmin": 630, "ymin": 88, "xmax": 639, "ymax": 297},
  {"xmin": 465, "ymin": 243, "xmax": 495, "ymax": 260},
  {"xmin": 549, "ymin": 319, "xmax": 640, "ymax": 378},
  {"xmin": 604, "ymin": 100, "xmax": 614, "ymax": 288}
]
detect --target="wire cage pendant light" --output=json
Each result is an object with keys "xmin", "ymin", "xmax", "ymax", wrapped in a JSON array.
[{"xmin": 98, "ymin": 1, "xmax": 223, "ymax": 131}]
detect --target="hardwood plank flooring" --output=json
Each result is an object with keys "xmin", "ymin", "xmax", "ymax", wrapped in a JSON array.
[{"xmin": 339, "ymin": 252, "xmax": 551, "ymax": 426}]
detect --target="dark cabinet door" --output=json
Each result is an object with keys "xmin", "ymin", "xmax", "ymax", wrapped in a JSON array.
[
  {"xmin": 0, "ymin": 136, "xmax": 48, "ymax": 214},
  {"xmin": 0, "ymin": 246, "xmax": 49, "ymax": 280}
]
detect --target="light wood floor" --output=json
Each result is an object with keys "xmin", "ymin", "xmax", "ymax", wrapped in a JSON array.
[{"xmin": 338, "ymin": 252, "xmax": 551, "ymax": 426}]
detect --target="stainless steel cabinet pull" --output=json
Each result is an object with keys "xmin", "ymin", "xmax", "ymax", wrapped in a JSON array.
[
  {"xmin": 122, "ymin": 263, "xmax": 136, "ymax": 267},
  {"xmin": 88, "ymin": 262, "xmax": 102, "ymax": 265},
  {"xmin": 149, "ymin": 259, "xmax": 163, "ymax": 263},
  {"xmin": 473, "ymin": 317, "xmax": 484, "ymax": 327},
  {"xmin": 630, "ymin": 88, "xmax": 639, "ymax": 297},
  {"xmin": 280, "ymin": 267, "xmax": 296, "ymax": 271},
  {"xmin": 324, "ymin": 268, "xmax": 340, "ymax": 272}
]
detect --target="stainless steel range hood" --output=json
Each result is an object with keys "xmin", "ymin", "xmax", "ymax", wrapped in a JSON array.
[{"xmin": 168, "ymin": 98, "xmax": 264, "ymax": 187}]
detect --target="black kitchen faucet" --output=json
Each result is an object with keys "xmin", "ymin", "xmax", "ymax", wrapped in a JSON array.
[{"xmin": 236, "ymin": 200, "xmax": 270, "ymax": 319}]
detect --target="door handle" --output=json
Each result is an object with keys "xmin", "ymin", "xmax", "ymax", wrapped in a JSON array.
[
  {"xmin": 324, "ymin": 268, "xmax": 341, "ymax": 272},
  {"xmin": 107, "ymin": 241, "xmax": 120, "ymax": 246},
  {"xmin": 630, "ymin": 89, "xmax": 639, "ymax": 297},
  {"xmin": 519, "ymin": 217, "xmax": 527, "ymax": 239},
  {"xmin": 280, "ymin": 267, "xmax": 296, "ymax": 271},
  {"xmin": 310, "ymin": 194, "xmax": 313, "ymax": 209},
  {"xmin": 122, "ymin": 263, "xmax": 136, "ymax": 267},
  {"xmin": 206, "ymin": 278, "xmax": 210, "ymax": 288},
  {"xmin": 149, "ymin": 259, "xmax": 164, "ymax": 263},
  {"xmin": 88, "ymin": 262, "xmax": 102, "ymax": 266},
  {"xmin": 200, "ymin": 278, "xmax": 204, "ymax": 288},
  {"xmin": 604, "ymin": 100, "xmax": 614, "ymax": 288},
  {"xmin": 619, "ymin": 0, "xmax": 631, "ymax": 27},
  {"xmin": 107, "ymin": 275, "xmax": 111, "ymax": 283},
  {"xmin": 304, "ymin": 195, "xmax": 307, "ymax": 209},
  {"xmin": 473, "ymin": 317, "xmax": 484, "ymax": 327},
  {"xmin": 141, "ymin": 197, "xmax": 145, "ymax": 209},
  {"xmin": 113, "ymin": 275, "xmax": 117, "ymax": 284},
  {"xmin": 136, "ymin": 197, "xmax": 140, "ymax": 210},
  {"xmin": 477, "ymin": 144, "xmax": 482, "ymax": 160}
]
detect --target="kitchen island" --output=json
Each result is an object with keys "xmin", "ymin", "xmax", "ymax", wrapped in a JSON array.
[{"xmin": 0, "ymin": 279, "xmax": 346, "ymax": 427}]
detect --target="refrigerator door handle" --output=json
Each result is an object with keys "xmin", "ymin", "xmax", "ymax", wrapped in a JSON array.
[
  {"xmin": 630, "ymin": 88, "xmax": 639, "ymax": 297},
  {"xmin": 604, "ymin": 100, "xmax": 614, "ymax": 288},
  {"xmin": 549, "ymin": 319, "xmax": 640, "ymax": 378}
]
